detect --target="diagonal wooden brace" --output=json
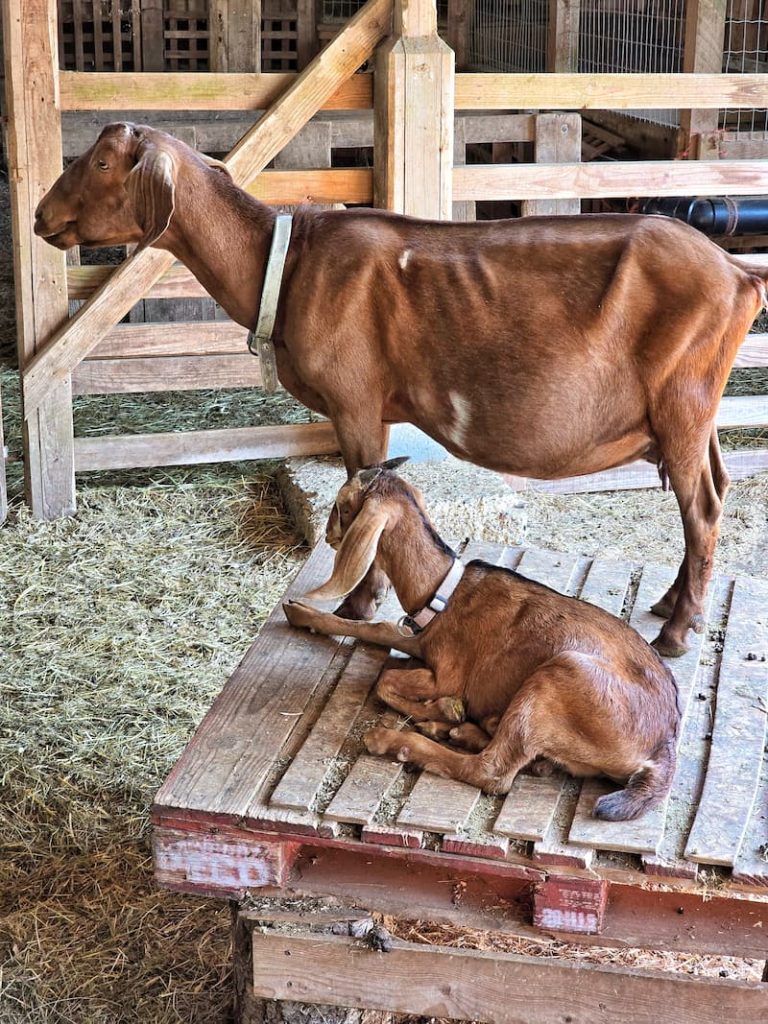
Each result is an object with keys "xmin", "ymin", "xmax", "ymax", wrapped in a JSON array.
[{"xmin": 22, "ymin": 0, "xmax": 393, "ymax": 419}]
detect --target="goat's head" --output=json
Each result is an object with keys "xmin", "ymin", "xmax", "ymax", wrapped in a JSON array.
[
  {"xmin": 305, "ymin": 457, "xmax": 412, "ymax": 602},
  {"xmin": 34, "ymin": 122, "xmax": 228, "ymax": 251}
]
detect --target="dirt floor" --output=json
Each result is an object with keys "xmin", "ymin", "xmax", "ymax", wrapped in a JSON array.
[{"xmin": 1, "ymin": 170, "xmax": 768, "ymax": 1022}]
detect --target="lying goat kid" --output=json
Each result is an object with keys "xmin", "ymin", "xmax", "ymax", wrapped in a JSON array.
[{"xmin": 284, "ymin": 461, "xmax": 680, "ymax": 821}]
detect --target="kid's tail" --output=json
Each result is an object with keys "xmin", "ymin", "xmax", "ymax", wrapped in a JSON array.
[{"xmin": 593, "ymin": 738, "xmax": 676, "ymax": 822}]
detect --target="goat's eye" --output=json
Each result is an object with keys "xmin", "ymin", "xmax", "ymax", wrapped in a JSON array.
[{"xmin": 97, "ymin": 159, "xmax": 109, "ymax": 171}]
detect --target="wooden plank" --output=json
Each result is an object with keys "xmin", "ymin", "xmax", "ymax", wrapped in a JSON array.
[
  {"xmin": 248, "ymin": 168, "xmax": 373, "ymax": 204},
  {"xmin": 526, "ymin": 449, "xmax": 768, "ymax": 494},
  {"xmin": 679, "ymin": 0, "xmax": 728, "ymax": 159},
  {"xmin": 734, "ymin": 334, "xmax": 768, "ymax": 367},
  {"xmin": 24, "ymin": 0, "xmax": 392, "ymax": 420},
  {"xmin": 454, "ymin": 72, "xmax": 768, "ymax": 111},
  {"xmin": 73, "ymin": 421, "xmax": 339, "ymax": 472},
  {"xmin": 71, "ymin": 353, "xmax": 262, "ymax": 394},
  {"xmin": 322, "ymin": 755, "xmax": 403, "ymax": 825},
  {"xmin": 684, "ymin": 576, "xmax": 768, "ymax": 866},
  {"xmin": 567, "ymin": 564, "xmax": 713, "ymax": 855},
  {"xmin": 249, "ymin": 930, "xmax": 768, "ymax": 1023},
  {"xmin": 453, "ymin": 160, "xmax": 768, "ymax": 201},
  {"xmin": 643, "ymin": 577, "xmax": 732, "ymax": 880},
  {"xmin": 90, "ymin": 321, "xmax": 248, "ymax": 359},
  {"xmin": 67, "ymin": 263, "xmax": 209, "ymax": 301},
  {"xmin": 547, "ymin": 0, "xmax": 580, "ymax": 73},
  {"xmin": 494, "ymin": 558, "xmax": 634, "ymax": 843},
  {"xmin": 4, "ymin": 0, "xmax": 76, "ymax": 518},
  {"xmin": 153, "ymin": 543, "xmax": 347, "ymax": 819},
  {"xmin": 522, "ymin": 112, "xmax": 581, "ymax": 217},
  {"xmin": 210, "ymin": 0, "xmax": 261, "ymax": 72},
  {"xmin": 732, "ymin": 736, "xmax": 768, "ymax": 886},
  {"xmin": 269, "ymin": 645, "xmax": 384, "ymax": 812},
  {"xmin": 513, "ymin": 545, "xmax": 579, "ymax": 594}
]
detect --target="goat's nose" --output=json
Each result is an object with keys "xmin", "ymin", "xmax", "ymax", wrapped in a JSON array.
[{"xmin": 33, "ymin": 206, "xmax": 47, "ymax": 235}]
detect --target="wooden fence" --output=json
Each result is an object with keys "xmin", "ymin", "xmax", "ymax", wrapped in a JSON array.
[{"xmin": 3, "ymin": 0, "xmax": 768, "ymax": 517}]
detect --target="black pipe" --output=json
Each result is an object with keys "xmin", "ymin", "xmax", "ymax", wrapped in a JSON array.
[{"xmin": 639, "ymin": 196, "xmax": 768, "ymax": 236}]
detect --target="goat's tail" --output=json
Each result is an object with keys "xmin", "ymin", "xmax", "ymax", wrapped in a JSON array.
[{"xmin": 593, "ymin": 738, "xmax": 676, "ymax": 822}]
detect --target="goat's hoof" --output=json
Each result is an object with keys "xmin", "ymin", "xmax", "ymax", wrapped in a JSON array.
[
  {"xmin": 530, "ymin": 758, "xmax": 556, "ymax": 778},
  {"xmin": 690, "ymin": 613, "xmax": 706, "ymax": 634},
  {"xmin": 652, "ymin": 633, "xmax": 689, "ymax": 658},
  {"xmin": 334, "ymin": 597, "xmax": 375, "ymax": 621},
  {"xmin": 364, "ymin": 726, "xmax": 398, "ymax": 757},
  {"xmin": 417, "ymin": 721, "xmax": 453, "ymax": 741},
  {"xmin": 650, "ymin": 598, "xmax": 674, "ymax": 620},
  {"xmin": 433, "ymin": 696, "xmax": 465, "ymax": 724}
]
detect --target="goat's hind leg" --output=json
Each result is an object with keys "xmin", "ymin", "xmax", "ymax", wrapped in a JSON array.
[{"xmin": 376, "ymin": 667, "xmax": 465, "ymax": 723}]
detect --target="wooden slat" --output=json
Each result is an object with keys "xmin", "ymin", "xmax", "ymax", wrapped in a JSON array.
[
  {"xmin": 734, "ymin": 334, "xmax": 768, "ymax": 368},
  {"xmin": 495, "ymin": 558, "xmax": 634, "ymax": 843},
  {"xmin": 72, "ymin": 353, "xmax": 261, "ymax": 394},
  {"xmin": 643, "ymin": 577, "xmax": 732, "ymax": 880},
  {"xmin": 59, "ymin": 71, "xmax": 374, "ymax": 110},
  {"xmin": 90, "ymin": 321, "xmax": 248, "ymax": 359},
  {"xmin": 684, "ymin": 576, "xmax": 768, "ymax": 866},
  {"xmin": 322, "ymin": 755, "xmax": 403, "ymax": 825},
  {"xmin": 454, "ymin": 72, "xmax": 768, "ymax": 111},
  {"xmin": 269, "ymin": 645, "xmax": 385, "ymax": 813},
  {"xmin": 153, "ymin": 544, "xmax": 347, "ymax": 819},
  {"xmin": 567, "ymin": 564, "xmax": 712, "ymax": 855},
  {"xmin": 526, "ymin": 449, "xmax": 768, "ymax": 495},
  {"xmin": 24, "ymin": 0, "xmax": 392, "ymax": 419},
  {"xmin": 453, "ymin": 161, "xmax": 768, "ymax": 201},
  {"xmin": 732, "ymin": 740, "xmax": 768, "ymax": 886},
  {"xmin": 67, "ymin": 263, "xmax": 208, "ymax": 301},
  {"xmin": 248, "ymin": 168, "xmax": 373, "ymax": 204},
  {"xmin": 74, "ymin": 422, "xmax": 339, "ymax": 472}
]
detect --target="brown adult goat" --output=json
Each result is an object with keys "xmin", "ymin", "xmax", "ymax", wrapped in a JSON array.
[
  {"xmin": 35, "ymin": 122, "xmax": 768, "ymax": 655},
  {"xmin": 284, "ymin": 461, "xmax": 680, "ymax": 820}
]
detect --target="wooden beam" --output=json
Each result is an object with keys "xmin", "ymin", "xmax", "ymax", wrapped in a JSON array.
[
  {"xmin": 521, "ymin": 112, "xmax": 581, "ymax": 217},
  {"xmin": 73, "ymin": 421, "xmax": 339, "ymax": 471},
  {"xmin": 59, "ymin": 71, "xmax": 374, "ymax": 111},
  {"xmin": 374, "ymin": 0, "xmax": 454, "ymax": 219},
  {"xmin": 547, "ymin": 0, "xmax": 580, "ymax": 73},
  {"xmin": 249, "ymin": 930, "xmax": 768, "ymax": 1023},
  {"xmin": 454, "ymin": 73, "xmax": 768, "ymax": 110},
  {"xmin": 452, "ymin": 160, "xmax": 768, "ymax": 200},
  {"xmin": 22, "ymin": 0, "xmax": 393, "ymax": 420},
  {"xmin": 89, "ymin": 321, "xmax": 248, "ymax": 358},
  {"xmin": 680, "ymin": 0, "xmax": 728, "ymax": 158},
  {"xmin": 4, "ymin": 0, "xmax": 76, "ymax": 518},
  {"xmin": 72, "ymin": 353, "xmax": 263, "ymax": 394},
  {"xmin": 248, "ymin": 168, "xmax": 372, "ymax": 204}
]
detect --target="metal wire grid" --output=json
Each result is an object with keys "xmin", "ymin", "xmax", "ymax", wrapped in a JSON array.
[
  {"xmin": 721, "ymin": 0, "xmax": 768, "ymax": 135},
  {"xmin": 468, "ymin": 0, "xmax": 549, "ymax": 72}
]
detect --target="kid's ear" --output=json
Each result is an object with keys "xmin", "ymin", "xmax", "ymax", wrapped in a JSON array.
[{"xmin": 303, "ymin": 503, "xmax": 389, "ymax": 602}]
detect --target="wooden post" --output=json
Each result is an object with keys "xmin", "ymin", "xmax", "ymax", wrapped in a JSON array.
[
  {"xmin": 452, "ymin": 115, "xmax": 475, "ymax": 221},
  {"xmin": 3, "ymin": 0, "xmax": 76, "ymax": 518},
  {"xmin": 547, "ymin": 0, "xmax": 580, "ymax": 72},
  {"xmin": 373, "ymin": 0, "xmax": 454, "ymax": 219},
  {"xmin": 680, "ymin": 0, "xmax": 728, "ymax": 159},
  {"xmin": 210, "ymin": 0, "xmax": 262, "ymax": 72},
  {"xmin": 296, "ymin": 0, "xmax": 318, "ymax": 68},
  {"xmin": 521, "ymin": 112, "xmax": 581, "ymax": 217},
  {"xmin": 140, "ymin": 0, "xmax": 165, "ymax": 71},
  {"xmin": 446, "ymin": 0, "xmax": 470, "ymax": 70}
]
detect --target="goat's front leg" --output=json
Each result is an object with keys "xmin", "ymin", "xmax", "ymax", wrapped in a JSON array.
[
  {"xmin": 376, "ymin": 667, "xmax": 465, "ymax": 723},
  {"xmin": 283, "ymin": 600, "xmax": 422, "ymax": 658}
]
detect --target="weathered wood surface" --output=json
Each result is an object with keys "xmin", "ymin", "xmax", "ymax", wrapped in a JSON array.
[
  {"xmin": 249, "ymin": 930, "xmax": 768, "ymax": 1023},
  {"xmin": 72, "ymin": 353, "xmax": 262, "ymax": 394},
  {"xmin": 568, "ymin": 565, "xmax": 713, "ymax": 855},
  {"xmin": 521, "ymin": 112, "xmax": 581, "ymax": 217},
  {"xmin": 685, "ymin": 576, "xmax": 768, "ymax": 866},
  {"xmin": 74, "ymin": 422, "xmax": 339, "ymax": 472},
  {"xmin": 323, "ymin": 755, "xmax": 403, "ymax": 825}
]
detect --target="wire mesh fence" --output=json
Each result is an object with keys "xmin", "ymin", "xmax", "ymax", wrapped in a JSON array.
[{"xmin": 722, "ymin": 0, "xmax": 768, "ymax": 135}]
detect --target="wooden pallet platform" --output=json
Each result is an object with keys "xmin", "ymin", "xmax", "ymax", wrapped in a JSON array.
[{"xmin": 153, "ymin": 540, "xmax": 768, "ymax": 952}]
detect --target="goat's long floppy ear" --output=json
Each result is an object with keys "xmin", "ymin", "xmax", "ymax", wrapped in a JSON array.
[
  {"xmin": 199, "ymin": 153, "xmax": 233, "ymax": 179},
  {"xmin": 304, "ymin": 503, "xmax": 389, "ymax": 602},
  {"xmin": 125, "ymin": 144, "xmax": 176, "ymax": 250}
]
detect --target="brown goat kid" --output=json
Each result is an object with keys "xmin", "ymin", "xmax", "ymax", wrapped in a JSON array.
[
  {"xmin": 284, "ymin": 462, "xmax": 680, "ymax": 820},
  {"xmin": 36, "ymin": 123, "xmax": 768, "ymax": 655}
]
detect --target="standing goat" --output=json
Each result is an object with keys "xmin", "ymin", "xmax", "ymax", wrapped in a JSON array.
[
  {"xmin": 35, "ymin": 123, "xmax": 768, "ymax": 654},
  {"xmin": 284, "ymin": 460, "xmax": 680, "ymax": 821}
]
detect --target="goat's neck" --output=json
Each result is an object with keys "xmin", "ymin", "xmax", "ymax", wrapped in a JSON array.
[
  {"xmin": 378, "ymin": 515, "xmax": 455, "ymax": 617},
  {"xmin": 160, "ymin": 170, "xmax": 277, "ymax": 328}
]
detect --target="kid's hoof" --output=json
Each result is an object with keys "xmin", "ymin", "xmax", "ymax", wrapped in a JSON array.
[
  {"xmin": 364, "ymin": 726, "xmax": 399, "ymax": 757},
  {"xmin": 417, "ymin": 721, "xmax": 453, "ymax": 741},
  {"xmin": 334, "ymin": 596, "xmax": 375, "ymax": 621},
  {"xmin": 530, "ymin": 758, "xmax": 556, "ymax": 778},
  {"xmin": 652, "ymin": 633, "xmax": 689, "ymax": 658},
  {"xmin": 283, "ymin": 600, "xmax": 318, "ymax": 631},
  {"xmin": 434, "ymin": 696, "xmax": 466, "ymax": 724},
  {"xmin": 650, "ymin": 598, "xmax": 674, "ymax": 620}
]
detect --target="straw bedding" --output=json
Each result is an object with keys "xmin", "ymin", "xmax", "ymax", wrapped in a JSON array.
[{"xmin": 2, "ymin": 170, "xmax": 767, "ymax": 1020}]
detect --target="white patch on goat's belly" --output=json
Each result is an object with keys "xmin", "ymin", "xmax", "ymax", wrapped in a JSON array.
[
  {"xmin": 398, "ymin": 249, "xmax": 412, "ymax": 270},
  {"xmin": 445, "ymin": 392, "xmax": 473, "ymax": 453}
]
